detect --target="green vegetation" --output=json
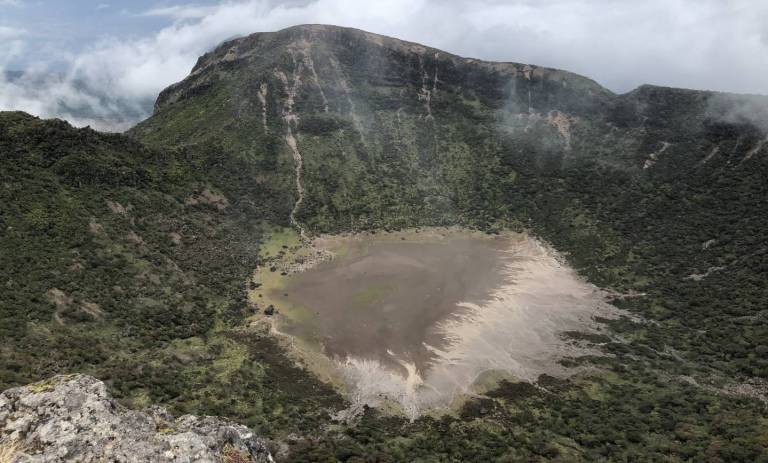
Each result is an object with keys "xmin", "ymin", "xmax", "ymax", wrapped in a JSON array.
[
  {"xmin": 287, "ymin": 370, "xmax": 768, "ymax": 462},
  {"xmin": 3, "ymin": 25, "xmax": 768, "ymax": 461},
  {"xmin": 0, "ymin": 112, "xmax": 341, "ymax": 438}
]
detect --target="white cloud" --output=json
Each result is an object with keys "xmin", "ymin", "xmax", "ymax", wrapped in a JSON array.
[
  {"xmin": 0, "ymin": 0, "xmax": 23, "ymax": 6},
  {"xmin": 0, "ymin": 25, "xmax": 25, "ymax": 39},
  {"xmin": 0, "ymin": 27, "xmax": 26, "ymax": 69},
  {"xmin": 2, "ymin": 0, "xmax": 768, "ymax": 131},
  {"xmin": 0, "ymin": 69, "xmax": 151, "ymax": 132},
  {"xmin": 142, "ymin": 5, "xmax": 219, "ymax": 19}
]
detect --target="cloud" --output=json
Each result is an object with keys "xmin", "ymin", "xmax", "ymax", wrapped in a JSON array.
[
  {"xmin": 142, "ymin": 5, "xmax": 219, "ymax": 19},
  {"xmin": 0, "ymin": 0, "xmax": 23, "ymax": 6},
  {"xmin": 707, "ymin": 93, "xmax": 768, "ymax": 133},
  {"xmin": 0, "ymin": 27, "xmax": 26, "ymax": 69},
  {"xmin": 0, "ymin": 71, "xmax": 153, "ymax": 132},
  {"xmin": 0, "ymin": 25, "xmax": 25, "ymax": 39},
  {"xmin": 2, "ymin": 0, "xmax": 768, "ymax": 132}
]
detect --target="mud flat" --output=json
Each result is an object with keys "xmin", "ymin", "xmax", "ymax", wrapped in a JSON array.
[{"xmin": 257, "ymin": 228, "xmax": 623, "ymax": 418}]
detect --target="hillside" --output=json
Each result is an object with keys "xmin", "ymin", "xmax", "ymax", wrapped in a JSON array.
[
  {"xmin": 2, "ymin": 24, "xmax": 768, "ymax": 461},
  {"xmin": 0, "ymin": 111, "xmax": 342, "ymax": 438},
  {"xmin": 132, "ymin": 24, "xmax": 768, "ymax": 377}
]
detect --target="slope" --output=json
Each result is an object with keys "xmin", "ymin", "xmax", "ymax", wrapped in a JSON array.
[
  {"xmin": 2, "ymin": 23, "xmax": 768, "ymax": 461},
  {"xmin": 132, "ymin": 24, "xmax": 768, "ymax": 380},
  {"xmin": 0, "ymin": 111, "xmax": 342, "ymax": 438}
]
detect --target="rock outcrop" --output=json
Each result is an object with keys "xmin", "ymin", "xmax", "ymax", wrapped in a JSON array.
[{"xmin": 0, "ymin": 375, "xmax": 273, "ymax": 462}]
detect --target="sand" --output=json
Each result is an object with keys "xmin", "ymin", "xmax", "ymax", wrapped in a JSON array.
[{"xmin": 267, "ymin": 229, "xmax": 623, "ymax": 418}]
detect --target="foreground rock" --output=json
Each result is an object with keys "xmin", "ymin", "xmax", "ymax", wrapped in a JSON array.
[{"xmin": 0, "ymin": 375, "xmax": 273, "ymax": 462}]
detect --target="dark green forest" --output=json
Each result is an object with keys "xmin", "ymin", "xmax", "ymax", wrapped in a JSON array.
[{"xmin": 2, "ymin": 25, "xmax": 768, "ymax": 461}]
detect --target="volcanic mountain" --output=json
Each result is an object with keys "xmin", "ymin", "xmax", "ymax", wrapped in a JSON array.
[{"xmin": 1, "ymin": 24, "xmax": 767, "ymax": 461}]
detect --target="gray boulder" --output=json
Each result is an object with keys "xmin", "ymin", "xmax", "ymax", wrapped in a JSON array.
[{"xmin": 0, "ymin": 374, "xmax": 273, "ymax": 462}]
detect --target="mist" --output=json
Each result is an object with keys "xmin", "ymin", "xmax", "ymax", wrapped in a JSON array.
[
  {"xmin": 706, "ymin": 93, "xmax": 768, "ymax": 134},
  {"xmin": 1, "ymin": 0, "xmax": 767, "ymax": 131}
]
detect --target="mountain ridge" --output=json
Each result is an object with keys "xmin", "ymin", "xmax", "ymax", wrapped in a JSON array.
[
  {"xmin": 131, "ymin": 23, "xmax": 768, "ymax": 239},
  {"xmin": 152, "ymin": 24, "xmax": 768, "ymax": 119},
  {"xmin": 2, "ymin": 23, "xmax": 768, "ymax": 462}
]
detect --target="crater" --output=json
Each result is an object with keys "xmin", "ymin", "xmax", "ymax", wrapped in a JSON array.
[{"xmin": 257, "ymin": 228, "xmax": 622, "ymax": 418}]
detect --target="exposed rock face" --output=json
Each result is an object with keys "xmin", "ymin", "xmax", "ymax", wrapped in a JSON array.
[{"xmin": 0, "ymin": 375, "xmax": 273, "ymax": 462}]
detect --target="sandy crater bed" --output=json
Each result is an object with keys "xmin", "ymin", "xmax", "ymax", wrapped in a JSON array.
[{"xmin": 258, "ymin": 228, "xmax": 623, "ymax": 418}]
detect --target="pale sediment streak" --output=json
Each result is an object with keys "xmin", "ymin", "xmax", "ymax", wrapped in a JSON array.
[
  {"xmin": 545, "ymin": 110, "xmax": 574, "ymax": 151},
  {"xmin": 742, "ymin": 135, "xmax": 768, "ymax": 163},
  {"xmin": 257, "ymin": 83, "xmax": 269, "ymax": 133},
  {"xmin": 432, "ymin": 52, "xmax": 439, "ymax": 95},
  {"xmin": 276, "ymin": 50, "xmax": 337, "ymax": 258},
  {"xmin": 337, "ymin": 236, "xmax": 622, "ymax": 419},
  {"xmin": 275, "ymin": 55, "xmax": 308, "ymax": 240},
  {"xmin": 643, "ymin": 141, "xmax": 671, "ymax": 169},
  {"xmin": 417, "ymin": 54, "xmax": 434, "ymax": 120},
  {"xmin": 304, "ymin": 52, "xmax": 329, "ymax": 113},
  {"xmin": 287, "ymin": 135, "xmax": 306, "ymax": 240},
  {"xmin": 523, "ymin": 64, "xmax": 533, "ymax": 113},
  {"xmin": 329, "ymin": 55, "xmax": 366, "ymax": 143},
  {"xmin": 698, "ymin": 145, "xmax": 720, "ymax": 166}
]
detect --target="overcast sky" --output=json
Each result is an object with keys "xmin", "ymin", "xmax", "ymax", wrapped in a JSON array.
[{"xmin": 1, "ymin": 0, "xmax": 767, "ymax": 130}]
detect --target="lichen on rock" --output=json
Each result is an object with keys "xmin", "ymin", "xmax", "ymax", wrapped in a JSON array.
[{"xmin": 0, "ymin": 375, "xmax": 273, "ymax": 462}]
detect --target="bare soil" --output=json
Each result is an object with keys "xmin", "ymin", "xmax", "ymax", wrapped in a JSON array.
[
  {"xmin": 267, "ymin": 229, "xmax": 622, "ymax": 417},
  {"xmin": 271, "ymin": 234, "xmax": 509, "ymax": 374}
]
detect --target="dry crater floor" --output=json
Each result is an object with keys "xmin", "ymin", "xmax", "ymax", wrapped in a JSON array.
[{"xmin": 250, "ymin": 228, "xmax": 621, "ymax": 417}]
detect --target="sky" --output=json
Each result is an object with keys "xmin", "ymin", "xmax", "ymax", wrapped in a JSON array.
[{"xmin": 1, "ymin": 0, "xmax": 767, "ymax": 131}]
